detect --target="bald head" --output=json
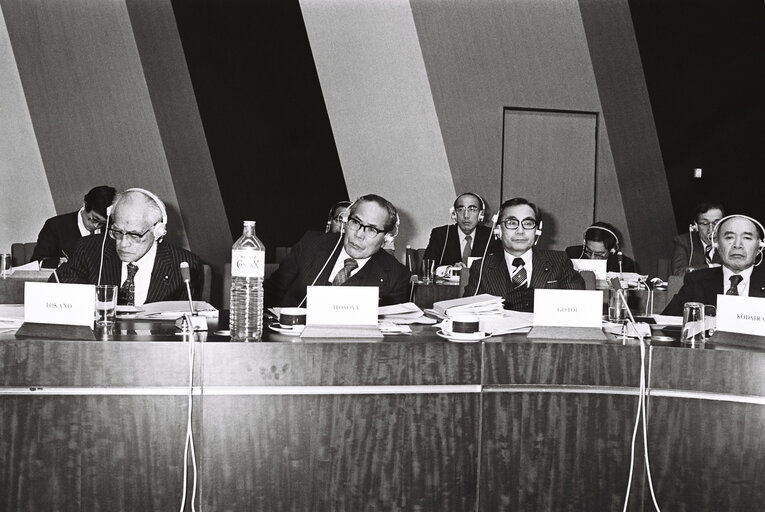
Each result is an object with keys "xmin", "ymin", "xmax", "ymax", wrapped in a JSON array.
[{"xmin": 110, "ymin": 190, "xmax": 166, "ymax": 263}]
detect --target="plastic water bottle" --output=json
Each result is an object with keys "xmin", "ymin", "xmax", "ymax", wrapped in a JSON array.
[{"xmin": 230, "ymin": 221, "xmax": 265, "ymax": 341}]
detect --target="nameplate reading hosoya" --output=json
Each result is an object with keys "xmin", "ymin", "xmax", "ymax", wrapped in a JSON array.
[
  {"xmin": 532, "ymin": 289, "xmax": 604, "ymax": 327},
  {"xmin": 716, "ymin": 295, "xmax": 765, "ymax": 336},
  {"xmin": 24, "ymin": 282, "xmax": 96, "ymax": 326},
  {"xmin": 306, "ymin": 286, "xmax": 379, "ymax": 326}
]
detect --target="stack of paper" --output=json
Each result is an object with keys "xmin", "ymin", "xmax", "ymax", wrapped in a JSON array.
[
  {"xmin": 607, "ymin": 272, "xmax": 649, "ymax": 288},
  {"xmin": 378, "ymin": 302, "xmax": 436, "ymax": 325},
  {"xmin": 0, "ymin": 304, "xmax": 25, "ymax": 333},
  {"xmin": 135, "ymin": 301, "xmax": 218, "ymax": 319},
  {"xmin": 431, "ymin": 294, "xmax": 504, "ymax": 318}
]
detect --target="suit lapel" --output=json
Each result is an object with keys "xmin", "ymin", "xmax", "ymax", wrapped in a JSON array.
[
  {"xmin": 748, "ymin": 266, "xmax": 765, "ymax": 297},
  {"xmin": 146, "ymin": 243, "xmax": 174, "ymax": 303},
  {"xmin": 101, "ymin": 239, "xmax": 122, "ymax": 286},
  {"xmin": 484, "ymin": 252, "xmax": 510, "ymax": 295},
  {"xmin": 310, "ymin": 234, "xmax": 343, "ymax": 285},
  {"xmin": 529, "ymin": 249, "xmax": 550, "ymax": 289}
]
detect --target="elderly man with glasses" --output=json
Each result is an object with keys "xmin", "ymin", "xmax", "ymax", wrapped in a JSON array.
[
  {"xmin": 463, "ymin": 197, "xmax": 585, "ymax": 312},
  {"xmin": 265, "ymin": 194, "xmax": 411, "ymax": 307},
  {"xmin": 55, "ymin": 188, "xmax": 203, "ymax": 306}
]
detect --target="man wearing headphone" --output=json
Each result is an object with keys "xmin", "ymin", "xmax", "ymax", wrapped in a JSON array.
[
  {"xmin": 422, "ymin": 192, "xmax": 499, "ymax": 266},
  {"xmin": 564, "ymin": 221, "xmax": 637, "ymax": 272},
  {"xmin": 670, "ymin": 201, "xmax": 724, "ymax": 276},
  {"xmin": 463, "ymin": 197, "xmax": 584, "ymax": 312},
  {"xmin": 55, "ymin": 189, "xmax": 203, "ymax": 306},
  {"xmin": 265, "ymin": 194, "xmax": 411, "ymax": 307},
  {"xmin": 663, "ymin": 214, "xmax": 765, "ymax": 315}
]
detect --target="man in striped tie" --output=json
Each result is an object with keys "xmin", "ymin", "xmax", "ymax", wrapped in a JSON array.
[
  {"xmin": 663, "ymin": 214, "xmax": 765, "ymax": 315},
  {"xmin": 463, "ymin": 197, "xmax": 585, "ymax": 312}
]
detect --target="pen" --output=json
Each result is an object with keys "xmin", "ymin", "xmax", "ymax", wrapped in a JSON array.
[{"xmin": 61, "ymin": 250, "xmax": 68, "ymax": 259}]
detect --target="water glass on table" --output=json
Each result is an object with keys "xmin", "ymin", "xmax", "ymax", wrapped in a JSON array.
[
  {"xmin": 421, "ymin": 258, "xmax": 435, "ymax": 284},
  {"xmin": 0, "ymin": 254, "xmax": 11, "ymax": 278},
  {"xmin": 95, "ymin": 285, "xmax": 118, "ymax": 331}
]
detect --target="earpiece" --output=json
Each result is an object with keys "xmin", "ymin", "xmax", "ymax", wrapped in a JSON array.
[
  {"xmin": 689, "ymin": 223, "xmax": 698, "ymax": 232},
  {"xmin": 122, "ymin": 188, "xmax": 168, "ymax": 239},
  {"xmin": 492, "ymin": 214, "xmax": 501, "ymax": 239},
  {"xmin": 534, "ymin": 220, "xmax": 543, "ymax": 245},
  {"xmin": 326, "ymin": 200, "xmax": 352, "ymax": 233},
  {"xmin": 709, "ymin": 214, "xmax": 765, "ymax": 250},
  {"xmin": 384, "ymin": 213, "xmax": 400, "ymax": 244}
]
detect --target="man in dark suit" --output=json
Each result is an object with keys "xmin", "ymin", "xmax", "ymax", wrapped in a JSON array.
[
  {"xmin": 663, "ymin": 214, "xmax": 765, "ymax": 315},
  {"xmin": 565, "ymin": 221, "xmax": 637, "ymax": 273},
  {"xmin": 463, "ymin": 197, "xmax": 584, "ymax": 312},
  {"xmin": 31, "ymin": 185, "xmax": 116, "ymax": 263},
  {"xmin": 55, "ymin": 188, "xmax": 203, "ymax": 305},
  {"xmin": 670, "ymin": 201, "xmax": 724, "ymax": 276},
  {"xmin": 423, "ymin": 192, "xmax": 499, "ymax": 266},
  {"xmin": 265, "ymin": 194, "xmax": 411, "ymax": 307}
]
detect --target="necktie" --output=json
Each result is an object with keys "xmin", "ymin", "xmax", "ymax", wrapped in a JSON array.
[
  {"xmin": 726, "ymin": 274, "xmax": 743, "ymax": 296},
  {"xmin": 511, "ymin": 257, "xmax": 527, "ymax": 290},
  {"xmin": 462, "ymin": 235, "xmax": 472, "ymax": 265},
  {"xmin": 119, "ymin": 263, "xmax": 138, "ymax": 306},
  {"xmin": 704, "ymin": 246, "xmax": 714, "ymax": 265},
  {"xmin": 332, "ymin": 258, "xmax": 358, "ymax": 286}
]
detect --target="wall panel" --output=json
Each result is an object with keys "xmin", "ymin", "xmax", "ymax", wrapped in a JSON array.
[
  {"xmin": 300, "ymin": 0, "xmax": 456, "ymax": 257},
  {"xmin": 0, "ymin": 6, "xmax": 55, "ymax": 252}
]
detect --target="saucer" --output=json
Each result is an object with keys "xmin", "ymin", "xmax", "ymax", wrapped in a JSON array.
[
  {"xmin": 436, "ymin": 329, "xmax": 490, "ymax": 342},
  {"xmin": 269, "ymin": 323, "xmax": 306, "ymax": 335}
]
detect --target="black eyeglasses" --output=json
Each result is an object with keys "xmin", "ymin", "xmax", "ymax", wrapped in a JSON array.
[
  {"xmin": 346, "ymin": 216, "xmax": 385, "ymax": 237},
  {"xmin": 109, "ymin": 226, "xmax": 152, "ymax": 243},
  {"xmin": 500, "ymin": 217, "xmax": 537, "ymax": 230},
  {"xmin": 583, "ymin": 247, "xmax": 609, "ymax": 259},
  {"xmin": 454, "ymin": 205, "xmax": 480, "ymax": 214}
]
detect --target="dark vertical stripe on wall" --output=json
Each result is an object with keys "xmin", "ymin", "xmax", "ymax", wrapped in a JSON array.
[
  {"xmin": 629, "ymin": 0, "xmax": 765, "ymax": 229},
  {"xmin": 126, "ymin": 0, "xmax": 232, "ymax": 301},
  {"xmin": 170, "ymin": 0, "xmax": 347, "ymax": 259}
]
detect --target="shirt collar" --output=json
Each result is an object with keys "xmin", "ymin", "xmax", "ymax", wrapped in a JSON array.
[
  {"xmin": 76, "ymin": 207, "xmax": 90, "ymax": 237},
  {"xmin": 723, "ymin": 265, "xmax": 754, "ymax": 285}
]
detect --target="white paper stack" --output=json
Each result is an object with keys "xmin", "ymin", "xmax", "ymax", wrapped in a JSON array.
[
  {"xmin": 431, "ymin": 294, "xmax": 505, "ymax": 318},
  {"xmin": 606, "ymin": 272, "xmax": 649, "ymax": 288}
]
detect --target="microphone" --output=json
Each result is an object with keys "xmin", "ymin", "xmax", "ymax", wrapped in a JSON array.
[
  {"xmin": 177, "ymin": 261, "xmax": 207, "ymax": 331},
  {"xmin": 617, "ymin": 250, "xmax": 623, "ymax": 278}
]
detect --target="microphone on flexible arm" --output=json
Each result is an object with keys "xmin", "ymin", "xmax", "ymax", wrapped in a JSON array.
[
  {"xmin": 617, "ymin": 250, "xmax": 624, "ymax": 280},
  {"xmin": 176, "ymin": 261, "xmax": 207, "ymax": 332}
]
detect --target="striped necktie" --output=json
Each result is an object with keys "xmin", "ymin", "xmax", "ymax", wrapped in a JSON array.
[
  {"xmin": 511, "ymin": 257, "xmax": 527, "ymax": 290},
  {"xmin": 332, "ymin": 258, "xmax": 358, "ymax": 286}
]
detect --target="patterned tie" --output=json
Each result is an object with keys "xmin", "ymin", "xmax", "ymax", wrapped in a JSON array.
[
  {"xmin": 118, "ymin": 263, "xmax": 138, "ymax": 306},
  {"xmin": 511, "ymin": 257, "xmax": 527, "ymax": 290},
  {"xmin": 704, "ymin": 246, "xmax": 714, "ymax": 265},
  {"xmin": 332, "ymin": 258, "xmax": 358, "ymax": 286},
  {"xmin": 462, "ymin": 235, "xmax": 472, "ymax": 265},
  {"xmin": 726, "ymin": 274, "xmax": 743, "ymax": 296}
]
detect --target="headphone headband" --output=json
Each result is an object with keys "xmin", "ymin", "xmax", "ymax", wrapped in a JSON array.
[
  {"xmin": 118, "ymin": 188, "xmax": 168, "ymax": 239},
  {"xmin": 710, "ymin": 214, "xmax": 765, "ymax": 249},
  {"xmin": 582, "ymin": 225, "xmax": 620, "ymax": 253}
]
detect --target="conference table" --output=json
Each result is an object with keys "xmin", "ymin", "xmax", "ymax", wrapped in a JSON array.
[{"xmin": 1, "ymin": 319, "xmax": 763, "ymax": 511}]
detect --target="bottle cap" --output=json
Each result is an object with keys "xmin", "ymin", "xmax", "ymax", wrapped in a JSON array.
[{"xmin": 243, "ymin": 220, "xmax": 255, "ymax": 226}]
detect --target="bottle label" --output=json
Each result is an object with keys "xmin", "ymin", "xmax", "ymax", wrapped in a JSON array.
[{"xmin": 231, "ymin": 250, "xmax": 264, "ymax": 278}]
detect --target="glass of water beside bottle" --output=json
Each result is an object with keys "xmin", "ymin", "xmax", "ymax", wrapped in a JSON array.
[{"xmin": 608, "ymin": 288, "xmax": 628, "ymax": 323}]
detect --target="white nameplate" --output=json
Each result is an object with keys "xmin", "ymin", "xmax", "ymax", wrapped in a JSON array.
[
  {"xmin": 533, "ymin": 289, "xmax": 604, "ymax": 327},
  {"xmin": 24, "ymin": 282, "xmax": 95, "ymax": 326},
  {"xmin": 306, "ymin": 286, "xmax": 378, "ymax": 326},
  {"xmin": 571, "ymin": 259, "xmax": 607, "ymax": 281},
  {"xmin": 716, "ymin": 294, "xmax": 765, "ymax": 336}
]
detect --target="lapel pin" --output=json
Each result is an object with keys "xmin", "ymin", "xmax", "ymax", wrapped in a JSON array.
[{"xmin": 164, "ymin": 275, "xmax": 169, "ymax": 281}]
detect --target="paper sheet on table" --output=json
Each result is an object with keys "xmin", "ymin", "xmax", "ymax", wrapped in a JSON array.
[
  {"xmin": 136, "ymin": 301, "xmax": 218, "ymax": 318},
  {"xmin": 379, "ymin": 321, "xmax": 413, "ymax": 334},
  {"xmin": 12, "ymin": 261, "xmax": 41, "ymax": 271},
  {"xmin": 436, "ymin": 310, "xmax": 533, "ymax": 335},
  {"xmin": 433, "ymin": 294, "xmax": 504, "ymax": 316},
  {"xmin": 379, "ymin": 302, "xmax": 436, "ymax": 324},
  {"xmin": 0, "ymin": 304, "xmax": 25, "ymax": 332},
  {"xmin": 652, "ymin": 315, "xmax": 683, "ymax": 326},
  {"xmin": 607, "ymin": 272, "xmax": 648, "ymax": 287}
]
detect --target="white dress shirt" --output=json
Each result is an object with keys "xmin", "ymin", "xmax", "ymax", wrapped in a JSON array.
[
  {"xmin": 328, "ymin": 248, "xmax": 371, "ymax": 282},
  {"xmin": 722, "ymin": 265, "xmax": 754, "ymax": 296},
  {"xmin": 120, "ymin": 243, "xmax": 158, "ymax": 306}
]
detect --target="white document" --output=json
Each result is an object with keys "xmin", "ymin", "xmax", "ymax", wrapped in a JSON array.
[
  {"xmin": 306, "ymin": 286, "xmax": 378, "ymax": 326},
  {"xmin": 533, "ymin": 289, "xmax": 603, "ymax": 327},
  {"xmin": 716, "ymin": 294, "xmax": 765, "ymax": 336},
  {"xmin": 570, "ymin": 259, "xmax": 607, "ymax": 281},
  {"xmin": 137, "ymin": 301, "xmax": 218, "ymax": 318},
  {"xmin": 24, "ymin": 282, "xmax": 95, "ymax": 326}
]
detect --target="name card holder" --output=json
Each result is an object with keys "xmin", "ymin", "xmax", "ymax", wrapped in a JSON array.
[
  {"xmin": 527, "ymin": 289, "xmax": 607, "ymax": 341},
  {"xmin": 15, "ymin": 282, "xmax": 96, "ymax": 340}
]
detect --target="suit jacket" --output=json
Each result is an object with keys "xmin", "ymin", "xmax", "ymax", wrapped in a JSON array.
[
  {"xmin": 423, "ymin": 224, "xmax": 499, "ymax": 266},
  {"xmin": 662, "ymin": 265, "xmax": 765, "ymax": 316},
  {"xmin": 564, "ymin": 245, "xmax": 637, "ymax": 273},
  {"xmin": 463, "ymin": 248, "xmax": 586, "ymax": 312},
  {"xmin": 31, "ymin": 211, "xmax": 83, "ymax": 262},
  {"xmin": 671, "ymin": 231, "xmax": 720, "ymax": 276},
  {"xmin": 265, "ymin": 231, "xmax": 412, "ymax": 307},
  {"xmin": 54, "ymin": 234, "xmax": 204, "ymax": 303}
]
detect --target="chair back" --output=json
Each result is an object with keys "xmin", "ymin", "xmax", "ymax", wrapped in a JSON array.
[
  {"xmin": 11, "ymin": 242, "xmax": 36, "ymax": 267},
  {"xmin": 667, "ymin": 275, "xmax": 683, "ymax": 303}
]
